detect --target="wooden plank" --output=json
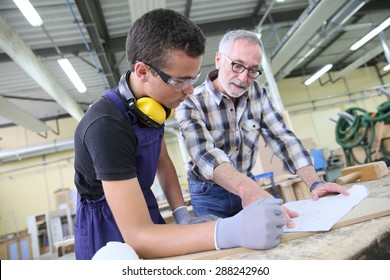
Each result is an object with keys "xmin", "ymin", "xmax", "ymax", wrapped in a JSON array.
[
  {"xmin": 164, "ymin": 197, "xmax": 390, "ymax": 260},
  {"xmin": 163, "ymin": 176, "xmax": 390, "ymax": 260}
]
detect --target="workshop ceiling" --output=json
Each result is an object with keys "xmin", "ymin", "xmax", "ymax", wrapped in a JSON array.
[{"xmin": 0, "ymin": 0, "xmax": 389, "ymax": 132}]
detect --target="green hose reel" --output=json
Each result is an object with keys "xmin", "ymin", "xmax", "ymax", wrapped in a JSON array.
[{"xmin": 335, "ymin": 100, "xmax": 390, "ymax": 166}]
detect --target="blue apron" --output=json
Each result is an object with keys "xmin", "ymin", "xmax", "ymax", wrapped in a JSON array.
[{"xmin": 74, "ymin": 89, "xmax": 165, "ymax": 260}]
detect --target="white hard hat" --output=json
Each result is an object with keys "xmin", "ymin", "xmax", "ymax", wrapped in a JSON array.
[{"xmin": 92, "ymin": 241, "xmax": 139, "ymax": 260}]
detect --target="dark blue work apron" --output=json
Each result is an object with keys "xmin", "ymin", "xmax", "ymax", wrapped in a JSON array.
[{"xmin": 74, "ymin": 89, "xmax": 165, "ymax": 260}]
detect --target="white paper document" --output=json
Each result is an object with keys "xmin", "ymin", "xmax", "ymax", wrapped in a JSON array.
[{"xmin": 283, "ymin": 184, "xmax": 369, "ymax": 232}]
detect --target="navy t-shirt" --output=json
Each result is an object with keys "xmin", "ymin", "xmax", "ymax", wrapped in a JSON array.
[{"xmin": 74, "ymin": 91, "xmax": 164, "ymax": 202}]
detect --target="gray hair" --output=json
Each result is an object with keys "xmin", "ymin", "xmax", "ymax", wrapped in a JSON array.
[{"xmin": 218, "ymin": 30, "xmax": 263, "ymax": 54}]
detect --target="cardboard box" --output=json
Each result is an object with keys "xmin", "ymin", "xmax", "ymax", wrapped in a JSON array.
[{"xmin": 54, "ymin": 188, "xmax": 72, "ymax": 210}]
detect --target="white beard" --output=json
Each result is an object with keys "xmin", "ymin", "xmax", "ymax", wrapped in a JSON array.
[{"xmin": 221, "ymin": 80, "xmax": 248, "ymax": 98}]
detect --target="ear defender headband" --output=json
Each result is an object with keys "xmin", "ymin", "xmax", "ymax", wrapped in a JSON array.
[{"xmin": 117, "ymin": 71, "xmax": 173, "ymax": 129}]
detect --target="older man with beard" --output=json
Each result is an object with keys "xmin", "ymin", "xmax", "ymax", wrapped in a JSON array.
[{"xmin": 175, "ymin": 29, "xmax": 349, "ymax": 227}]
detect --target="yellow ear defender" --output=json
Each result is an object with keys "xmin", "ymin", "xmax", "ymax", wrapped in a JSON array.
[
  {"xmin": 117, "ymin": 71, "xmax": 173, "ymax": 129},
  {"xmin": 136, "ymin": 97, "xmax": 174, "ymax": 125}
]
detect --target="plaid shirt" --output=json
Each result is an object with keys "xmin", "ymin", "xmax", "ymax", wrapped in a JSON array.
[{"xmin": 175, "ymin": 70, "xmax": 312, "ymax": 182}]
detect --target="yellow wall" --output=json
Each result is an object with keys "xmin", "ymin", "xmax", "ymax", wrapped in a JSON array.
[
  {"xmin": 0, "ymin": 65, "xmax": 389, "ymax": 236},
  {"xmin": 0, "ymin": 151, "xmax": 75, "ymax": 235},
  {"xmin": 0, "ymin": 118, "xmax": 78, "ymax": 236},
  {"xmin": 278, "ymin": 66, "xmax": 389, "ymax": 150}
]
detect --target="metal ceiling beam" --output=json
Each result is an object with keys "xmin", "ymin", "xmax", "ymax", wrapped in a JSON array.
[
  {"xmin": 252, "ymin": 0, "xmax": 266, "ymax": 17},
  {"xmin": 270, "ymin": 0, "xmax": 349, "ymax": 78},
  {"xmin": 275, "ymin": 0, "xmax": 368, "ymax": 80},
  {"xmin": 0, "ymin": 138, "xmax": 74, "ymax": 164},
  {"xmin": 106, "ymin": 9, "xmax": 305, "ymax": 45},
  {"xmin": 0, "ymin": 95, "xmax": 50, "ymax": 133},
  {"xmin": 75, "ymin": 0, "xmax": 119, "ymax": 88},
  {"xmin": 128, "ymin": 0, "xmax": 166, "ymax": 24},
  {"xmin": 333, "ymin": 44, "xmax": 385, "ymax": 80},
  {"xmin": 257, "ymin": 0, "xmax": 277, "ymax": 29},
  {"xmin": 184, "ymin": 0, "xmax": 193, "ymax": 18},
  {"xmin": 0, "ymin": 43, "xmax": 87, "ymax": 63},
  {"xmin": 0, "ymin": 9, "xmax": 305, "ymax": 62},
  {"xmin": 0, "ymin": 16, "xmax": 84, "ymax": 128},
  {"xmin": 100, "ymin": 17, "xmax": 262, "ymax": 52}
]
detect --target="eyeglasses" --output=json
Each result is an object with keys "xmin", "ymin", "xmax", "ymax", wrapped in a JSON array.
[
  {"xmin": 141, "ymin": 62, "xmax": 201, "ymax": 91},
  {"xmin": 222, "ymin": 53, "xmax": 262, "ymax": 79}
]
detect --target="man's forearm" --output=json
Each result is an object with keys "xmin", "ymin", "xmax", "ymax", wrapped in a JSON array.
[
  {"xmin": 296, "ymin": 165, "xmax": 321, "ymax": 189},
  {"xmin": 213, "ymin": 162, "xmax": 272, "ymax": 207}
]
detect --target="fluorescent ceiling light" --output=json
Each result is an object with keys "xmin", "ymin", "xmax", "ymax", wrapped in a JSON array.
[
  {"xmin": 350, "ymin": 17, "xmax": 390, "ymax": 51},
  {"xmin": 304, "ymin": 64, "xmax": 333, "ymax": 86},
  {"xmin": 384, "ymin": 64, "xmax": 390, "ymax": 71},
  {"xmin": 58, "ymin": 58, "xmax": 87, "ymax": 93},
  {"xmin": 13, "ymin": 0, "xmax": 43, "ymax": 27}
]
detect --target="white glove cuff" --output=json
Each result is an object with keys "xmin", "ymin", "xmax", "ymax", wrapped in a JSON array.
[
  {"xmin": 214, "ymin": 218, "xmax": 223, "ymax": 250},
  {"xmin": 172, "ymin": 205, "xmax": 187, "ymax": 214}
]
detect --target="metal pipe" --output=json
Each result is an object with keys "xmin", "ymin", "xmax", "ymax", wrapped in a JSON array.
[
  {"xmin": 379, "ymin": 32, "xmax": 390, "ymax": 64},
  {"xmin": 285, "ymin": 83, "xmax": 390, "ymax": 108},
  {"xmin": 261, "ymin": 47, "xmax": 284, "ymax": 112},
  {"xmin": 257, "ymin": 0, "xmax": 277, "ymax": 29},
  {"xmin": 0, "ymin": 138, "xmax": 74, "ymax": 164},
  {"xmin": 65, "ymin": 0, "xmax": 108, "ymax": 87},
  {"xmin": 0, "ymin": 156, "xmax": 74, "ymax": 178},
  {"xmin": 288, "ymin": 92, "xmax": 383, "ymax": 115}
]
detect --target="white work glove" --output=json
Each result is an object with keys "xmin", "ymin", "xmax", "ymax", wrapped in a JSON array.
[
  {"xmin": 173, "ymin": 206, "xmax": 219, "ymax": 224},
  {"xmin": 214, "ymin": 198, "xmax": 285, "ymax": 250}
]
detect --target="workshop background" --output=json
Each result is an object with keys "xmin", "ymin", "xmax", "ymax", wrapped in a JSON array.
[{"xmin": 0, "ymin": 0, "xmax": 389, "ymax": 259}]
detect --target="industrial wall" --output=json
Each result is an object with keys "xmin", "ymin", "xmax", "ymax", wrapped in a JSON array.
[{"xmin": 0, "ymin": 65, "xmax": 389, "ymax": 236}]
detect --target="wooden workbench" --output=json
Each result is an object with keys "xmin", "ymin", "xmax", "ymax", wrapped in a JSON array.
[{"xmin": 163, "ymin": 174, "xmax": 390, "ymax": 260}]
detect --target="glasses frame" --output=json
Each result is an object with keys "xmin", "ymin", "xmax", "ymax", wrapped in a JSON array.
[
  {"xmin": 140, "ymin": 61, "xmax": 201, "ymax": 91},
  {"xmin": 222, "ymin": 53, "xmax": 262, "ymax": 78}
]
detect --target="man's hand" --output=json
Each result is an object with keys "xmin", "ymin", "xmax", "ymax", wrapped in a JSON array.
[
  {"xmin": 173, "ymin": 206, "xmax": 219, "ymax": 224},
  {"xmin": 240, "ymin": 186, "xmax": 298, "ymax": 228},
  {"xmin": 310, "ymin": 181, "xmax": 349, "ymax": 201},
  {"xmin": 281, "ymin": 181, "xmax": 350, "ymax": 228}
]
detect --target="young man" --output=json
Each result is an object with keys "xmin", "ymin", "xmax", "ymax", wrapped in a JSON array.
[
  {"xmin": 175, "ymin": 30, "xmax": 349, "ymax": 225},
  {"xmin": 73, "ymin": 10, "xmax": 285, "ymax": 260}
]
